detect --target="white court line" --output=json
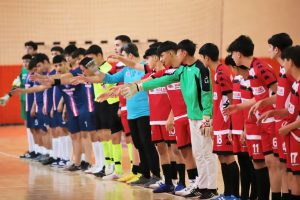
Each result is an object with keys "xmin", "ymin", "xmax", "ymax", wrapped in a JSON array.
[{"xmin": 0, "ymin": 151, "xmax": 18, "ymax": 158}]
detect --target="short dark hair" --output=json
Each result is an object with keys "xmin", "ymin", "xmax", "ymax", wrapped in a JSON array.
[
  {"xmin": 227, "ymin": 35, "xmax": 254, "ymax": 56},
  {"xmin": 121, "ymin": 43, "xmax": 139, "ymax": 57},
  {"xmin": 115, "ymin": 35, "xmax": 131, "ymax": 43},
  {"xmin": 282, "ymin": 45, "xmax": 300, "ymax": 67},
  {"xmin": 51, "ymin": 46, "xmax": 64, "ymax": 54},
  {"xmin": 71, "ymin": 48, "xmax": 86, "ymax": 59},
  {"xmin": 199, "ymin": 43, "xmax": 219, "ymax": 61},
  {"xmin": 28, "ymin": 59, "xmax": 37, "ymax": 71},
  {"xmin": 79, "ymin": 57, "xmax": 93, "ymax": 68},
  {"xmin": 177, "ymin": 39, "xmax": 196, "ymax": 56},
  {"xmin": 64, "ymin": 44, "xmax": 77, "ymax": 55},
  {"xmin": 143, "ymin": 47, "xmax": 158, "ymax": 59},
  {"xmin": 22, "ymin": 54, "xmax": 32, "ymax": 60},
  {"xmin": 268, "ymin": 33, "xmax": 293, "ymax": 52},
  {"xmin": 149, "ymin": 42, "xmax": 162, "ymax": 49},
  {"xmin": 34, "ymin": 53, "xmax": 49, "ymax": 64},
  {"xmin": 157, "ymin": 41, "xmax": 177, "ymax": 56},
  {"xmin": 24, "ymin": 41, "xmax": 37, "ymax": 50},
  {"xmin": 53, "ymin": 55, "xmax": 66, "ymax": 64},
  {"xmin": 224, "ymin": 55, "xmax": 236, "ymax": 67},
  {"xmin": 85, "ymin": 45, "xmax": 102, "ymax": 56}
]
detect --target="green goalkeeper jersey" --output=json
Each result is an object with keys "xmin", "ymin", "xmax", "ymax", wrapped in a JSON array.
[{"xmin": 142, "ymin": 60, "xmax": 212, "ymax": 120}]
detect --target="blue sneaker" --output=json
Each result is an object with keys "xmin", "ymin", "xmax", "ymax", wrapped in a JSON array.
[
  {"xmin": 173, "ymin": 182, "xmax": 185, "ymax": 194},
  {"xmin": 212, "ymin": 194, "xmax": 228, "ymax": 200},
  {"xmin": 227, "ymin": 195, "xmax": 240, "ymax": 200},
  {"xmin": 153, "ymin": 183, "xmax": 174, "ymax": 193}
]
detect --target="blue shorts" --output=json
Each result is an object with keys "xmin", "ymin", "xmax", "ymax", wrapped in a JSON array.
[
  {"xmin": 53, "ymin": 111, "xmax": 68, "ymax": 128},
  {"xmin": 67, "ymin": 110, "xmax": 96, "ymax": 134},
  {"xmin": 36, "ymin": 112, "xmax": 48, "ymax": 132},
  {"xmin": 26, "ymin": 112, "xmax": 38, "ymax": 129}
]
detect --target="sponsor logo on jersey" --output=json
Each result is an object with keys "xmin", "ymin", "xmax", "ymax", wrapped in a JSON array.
[
  {"xmin": 167, "ymin": 82, "xmax": 181, "ymax": 90},
  {"xmin": 277, "ymin": 86, "xmax": 284, "ymax": 96},
  {"xmin": 252, "ymin": 86, "xmax": 266, "ymax": 95},
  {"xmin": 233, "ymin": 91, "xmax": 241, "ymax": 100},
  {"xmin": 288, "ymin": 103, "xmax": 295, "ymax": 114}
]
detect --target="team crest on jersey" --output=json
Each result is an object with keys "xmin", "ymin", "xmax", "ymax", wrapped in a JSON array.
[
  {"xmin": 288, "ymin": 103, "xmax": 295, "ymax": 114},
  {"xmin": 167, "ymin": 82, "xmax": 180, "ymax": 90},
  {"xmin": 249, "ymin": 68, "xmax": 256, "ymax": 78},
  {"xmin": 149, "ymin": 87, "xmax": 167, "ymax": 94},
  {"xmin": 233, "ymin": 91, "xmax": 241, "ymax": 100},
  {"xmin": 277, "ymin": 86, "xmax": 285, "ymax": 96},
  {"xmin": 292, "ymin": 82, "xmax": 299, "ymax": 95},
  {"xmin": 280, "ymin": 67, "xmax": 286, "ymax": 76},
  {"xmin": 252, "ymin": 86, "xmax": 266, "ymax": 95}
]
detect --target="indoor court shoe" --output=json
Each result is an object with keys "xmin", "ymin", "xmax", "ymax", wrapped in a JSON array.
[
  {"xmin": 50, "ymin": 159, "xmax": 60, "ymax": 167},
  {"xmin": 184, "ymin": 187, "xmax": 203, "ymax": 198},
  {"xmin": 117, "ymin": 173, "xmax": 136, "ymax": 182},
  {"xmin": 42, "ymin": 157, "xmax": 55, "ymax": 165},
  {"xmin": 103, "ymin": 172, "xmax": 121, "ymax": 180},
  {"xmin": 149, "ymin": 179, "xmax": 164, "ymax": 189},
  {"xmin": 175, "ymin": 179, "xmax": 196, "ymax": 196},
  {"xmin": 153, "ymin": 183, "xmax": 174, "ymax": 193},
  {"xmin": 80, "ymin": 161, "xmax": 91, "ymax": 171},
  {"xmin": 130, "ymin": 176, "xmax": 150, "ymax": 186},
  {"xmin": 20, "ymin": 151, "xmax": 35, "ymax": 159},
  {"xmin": 93, "ymin": 168, "xmax": 106, "ymax": 178},
  {"xmin": 212, "ymin": 194, "xmax": 228, "ymax": 200},
  {"xmin": 227, "ymin": 195, "xmax": 241, "ymax": 200},
  {"xmin": 173, "ymin": 182, "xmax": 185, "ymax": 194},
  {"xmin": 199, "ymin": 189, "xmax": 218, "ymax": 199},
  {"xmin": 66, "ymin": 164, "xmax": 81, "ymax": 172},
  {"xmin": 126, "ymin": 173, "xmax": 142, "ymax": 184},
  {"xmin": 104, "ymin": 164, "xmax": 114, "ymax": 176},
  {"xmin": 144, "ymin": 175, "xmax": 161, "ymax": 188},
  {"xmin": 85, "ymin": 165, "xmax": 100, "ymax": 174}
]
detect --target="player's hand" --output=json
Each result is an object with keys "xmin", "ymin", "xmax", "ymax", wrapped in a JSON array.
[
  {"xmin": 121, "ymin": 83, "xmax": 139, "ymax": 99},
  {"xmin": 223, "ymin": 104, "xmax": 239, "ymax": 116},
  {"xmin": 0, "ymin": 94, "xmax": 10, "ymax": 106},
  {"xmin": 110, "ymin": 85, "xmax": 125, "ymax": 96},
  {"xmin": 227, "ymin": 132, "xmax": 233, "ymax": 142},
  {"xmin": 35, "ymin": 77, "xmax": 54, "ymax": 86},
  {"xmin": 50, "ymin": 108, "xmax": 54, "ymax": 118},
  {"xmin": 70, "ymin": 74, "xmax": 88, "ymax": 85},
  {"xmin": 30, "ymin": 109, "xmax": 36, "ymax": 118},
  {"xmin": 166, "ymin": 117, "xmax": 174, "ymax": 132},
  {"xmin": 10, "ymin": 88, "xmax": 23, "ymax": 96},
  {"xmin": 96, "ymin": 91, "xmax": 115, "ymax": 102},
  {"xmin": 279, "ymin": 122, "xmax": 290, "ymax": 136},
  {"xmin": 256, "ymin": 110, "xmax": 274, "ymax": 124},
  {"xmin": 248, "ymin": 100, "xmax": 262, "ymax": 119},
  {"xmin": 199, "ymin": 115, "xmax": 212, "ymax": 136},
  {"xmin": 240, "ymin": 132, "xmax": 246, "ymax": 143},
  {"xmin": 62, "ymin": 110, "xmax": 68, "ymax": 122}
]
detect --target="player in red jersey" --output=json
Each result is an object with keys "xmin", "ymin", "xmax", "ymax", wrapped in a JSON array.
[
  {"xmin": 225, "ymin": 55, "xmax": 257, "ymax": 200},
  {"xmin": 225, "ymin": 35, "xmax": 279, "ymax": 200},
  {"xmin": 278, "ymin": 46, "xmax": 300, "ymax": 199},
  {"xmin": 199, "ymin": 43, "xmax": 240, "ymax": 200},
  {"xmin": 250, "ymin": 33, "xmax": 293, "ymax": 200}
]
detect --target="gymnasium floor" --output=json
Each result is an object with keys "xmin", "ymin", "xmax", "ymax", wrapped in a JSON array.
[{"xmin": 0, "ymin": 125, "xmax": 223, "ymax": 200}]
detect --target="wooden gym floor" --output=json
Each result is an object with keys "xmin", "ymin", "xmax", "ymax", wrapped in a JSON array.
[{"xmin": 0, "ymin": 125, "xmax": 223, "ymax": 200}]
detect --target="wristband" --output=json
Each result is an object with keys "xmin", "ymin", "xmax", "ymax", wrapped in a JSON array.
[
  {"xmin": 135, "ymin": 83, "xmax": 139, "ymax": 92},
  {"xmin": 54, "ymin": 79, "xmax": 61, "ymax": 86}
]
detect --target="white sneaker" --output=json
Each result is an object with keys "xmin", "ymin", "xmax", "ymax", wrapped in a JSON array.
[
  {"xmin": 105, "ymin": 164, "xmax": 114, "ymax": 175},
  {"xmin": 85, "ymin": 165, "xmax": 101, "ymax": 174},
  {"xmin": 175, "ymin": 178, "xmax": 198, "ymax": 196},
  {"xmin": 102, "ymin": 172, "xmax": 121, "ymax": 180},
  {"xmin": 149, "ymin": 179, "xmax": 164, "ymax": 189}
]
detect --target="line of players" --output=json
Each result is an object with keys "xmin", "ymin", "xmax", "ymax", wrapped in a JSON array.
[{"xmin": 1, "ymin": 32, "xmax": 300, "ymax": 200}]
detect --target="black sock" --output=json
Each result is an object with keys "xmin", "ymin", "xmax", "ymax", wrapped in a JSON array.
[
  {"xmin": 187, "ymin": 168, "xmax": 198, "ymax": 180},
  {"xmin": 255, "ymin": 167, "xmax": 270, "ymax": 200},
  {"xmin": 221, "ymin": 163, "xmax": 230, "ymax": 196},
  {"xmin": 177, "ymin": 164, "xmax": 186, "ymax": 186},
  {"xmin": 227, "ymin": 161, "xmax": 240, "ymax": 197},
  {"xmin": 162, "ymin": 164, "xmax": 172, "ymax": 185},
  {"xmin": 271, "ymin": 192, "xmax": 281, "ymax": 200},
  {"xmin": 170, "ymin": 161, "xmax": 178, "ymax": 180},
  {"xmin": 291, "ymin": 195, "xmax": 300, "ymax": 200},
  {"xmin": 238, "ymin": 153, "xmax": 252, "ymax": 199},
  {"xmin": 131, "ymin": 165, "xmax": 139, "ymax": 175},
  {"xmin": 282, "ymin": 193, "xmax": 289, "ymax": 200}
]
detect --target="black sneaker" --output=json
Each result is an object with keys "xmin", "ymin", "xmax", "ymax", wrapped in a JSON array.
[
  {"xmin": 20, "ymin": 151, "xmax": 31, "ymax": 159},
  {"xmin": 80, "ymin": 161, "xmax": 91, "ymax": 171},
  {"xmin": 42, "ymin": 157, "xmax": 55, "ymax": 165},
  {"xmin": 66, "ymin": 164, "xmax": 81, "ymax": 171},
  {"xmin": 130, "ymin": 176, "xmax": 150, "ymax": 186},
  {"xmin": 199, "ymin": 189, "xmax": 218, "ymax": 199},
  {"xmin": 184, "ymin": 187, "xmax": 203, "ymax": 198}
]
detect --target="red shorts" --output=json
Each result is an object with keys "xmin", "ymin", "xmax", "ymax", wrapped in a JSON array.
[
  {"xmin": 275, "ymin": 121, "xmax": 287, "ymax": 162},
  {"xmin": 121, "ymin": 110, "xmax": 130, "ymax": 136},
  {"xmin": 174, "ymin": 117, "xmax": 191, "ymax": 149},
  {"xmin": 246, "ymin": 123, "xmax": 264, "ymax": 161},
  {"xmin": 285, "ymin": 134, "xmax": 292, "ymax": 171},
  {"xmin": 213, "ymin": 130, "xmax": 234, "ymax": 155},
  {"xmin": 232, "ymin": 133, "xmax": 248, "ymax": 154},
  {"xmin": 289, "ymin": 132, "xmax": 300, "ymax": 174},
  {"xmin": 261, "ymin": 122, "xmax": 275, "ymax": 154},
  {"xmin": 151, "ymin": 125, "xmax": 176, "ymax": 144}
]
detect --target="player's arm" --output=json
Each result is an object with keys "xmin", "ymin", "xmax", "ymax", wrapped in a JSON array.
[
  {"xmin": 223, "ymin": 98, "xmax": 256, "ymax": 115},
  {"xmin": 249, "ymin": 95, "xmax": 276, "ymax": 117},
  {"xmin": 110, "ymin": 55, "xmax": 144, "ymax": 71},
  {"xmin": 13, "ymin": 85, "xmax": 51, "ymax": 94},
  {"xmin": 257, "ymin": 109, "xmax": 288, "ymax": 124},
  {"xmin": 279, "ymin": 118, "xmax": 300, "ymax": 136}
]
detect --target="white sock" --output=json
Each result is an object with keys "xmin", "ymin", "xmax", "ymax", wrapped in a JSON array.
[
  {"xmin": 97, "ymin": 142, "xmax": 105, "ymax": 169},
  {"xmin": 27, "ymin": 128, "xmax": 34, "ymax": 152},
  {"xmin": 65, "ymin": 135, "xmax": 73, "ymax": 161},
  {"xmin": 81, "ymin": 154, "xmax": 85, "ymax": 161},
  {"xmin": 34, "ymin": 144, "xmax": 39, "ymax": 154},
  {"xmin": 52, "ymin": 138, "xmax": 58, "ymax": 159},
  {"xmin": 56, "ymin": 137, "xmax": 62, "ymax": 159},
  {"xmin": 92, "ymin": 142, "xmax": 100, "ymax": 167},
  {"xmin": 49, "ymin": 149, "xmax": 53, "ymax": 157}
]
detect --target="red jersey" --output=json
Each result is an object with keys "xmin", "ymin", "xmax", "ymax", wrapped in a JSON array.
[
  {"xmin": 213, "ymin": 64, "xmax": 233, "ymax": 133},
  {"xmin": 276, "ymin": 66, "xmax": 294, "ymax": 120},
  {"xmin": 248, "ymin": 58, "xmax": 277, "ymax": 114},
  {"xmin": 231, "ymin": 75, "xmax": 244, "ymax": 134},
  {"xmin": 286, "ymin": 81, "xmax": 300, "ymax": 137},
  {"xmin": 240, "ymin": 79, "xmax": 258, "ymax": 124},
  {"xmin": 144, "ymin": 71, "xmax": 172, "ymax": 125}
]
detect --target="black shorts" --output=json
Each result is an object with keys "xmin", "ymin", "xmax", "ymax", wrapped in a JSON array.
[{"xmin": 94, "ymin": 101, "xmax": 122, "ymax": 134}]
